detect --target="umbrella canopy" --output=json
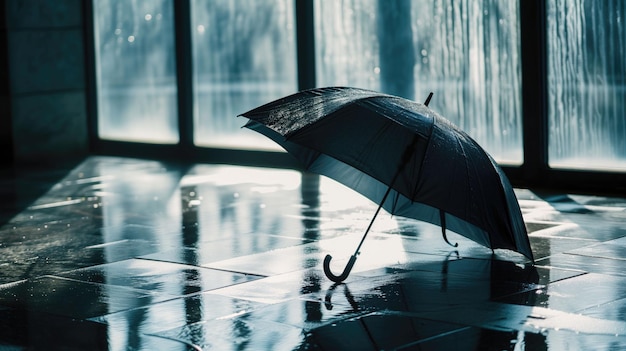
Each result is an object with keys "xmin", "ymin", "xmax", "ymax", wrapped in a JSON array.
[{"xmin": 240, "ymin": 87, "xmax": 533, "ymax": 281}]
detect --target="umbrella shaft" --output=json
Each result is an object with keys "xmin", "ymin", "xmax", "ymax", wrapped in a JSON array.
[
  {"xmin": 353, "ymin": 183, "xmax": 394, "ymax": 256},
  {"xmin": 353, "ymin": 93, "xmax": 432, "ymax": 257},
  {"xmin": 353, "ymin": 131, "xmax": 422, "ymax": 256}
]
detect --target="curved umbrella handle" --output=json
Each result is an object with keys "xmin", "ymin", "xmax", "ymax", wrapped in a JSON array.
[{"xmin": 323, "ymin": 254, "xmax": 357, "ymax": 283}]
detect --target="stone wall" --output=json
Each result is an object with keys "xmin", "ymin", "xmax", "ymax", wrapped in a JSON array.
[{"xmin": 2, "ymin": 0, "xmax": 88, "ymax": 166}]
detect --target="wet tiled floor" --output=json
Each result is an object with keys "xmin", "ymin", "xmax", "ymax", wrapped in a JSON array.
[{"xmin": 1, "ymin": 156, "xmax": 625, "ymax": 350}]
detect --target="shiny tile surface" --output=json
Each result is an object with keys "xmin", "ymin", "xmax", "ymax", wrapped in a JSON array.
[
  {"xmin": 58, "ymin": 258, "xmax": 263, "ymax": 295},
  {"xmin": 0, "ymin": 275, "xmax": 173, "ymax": 319},
  {"xmin": 0, "ymin": 156, "xmax": 625, "ymax": 350}
]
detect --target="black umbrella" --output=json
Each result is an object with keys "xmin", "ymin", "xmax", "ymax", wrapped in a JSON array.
[{"xmin": 240, "ymin": 87, "xmax": 533, "ymax": 282}]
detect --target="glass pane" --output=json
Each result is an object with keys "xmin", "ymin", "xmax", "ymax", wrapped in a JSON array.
[
  {"xmin": 547, "ymin": 1, "xmax": 626, "ymax": 171},
  {"xmin": 315, "ymin": 0, "xmax": 523, "ymax": 164},
  {"xmin": 192, "ymin": 0, "xmax": 297, "ymax": 149},
  {"xmin": 94, "ymin": 0, "xmax": 178, "ymax": 143}
]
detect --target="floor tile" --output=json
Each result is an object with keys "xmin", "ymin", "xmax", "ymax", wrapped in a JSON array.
[
  {"xmin": 411, "ymin": 324, "xmax": 626, "ymax": 351},
  {"xmin": 529, "ymin": 234, "xmax": 598, "ymax": 261},
  {"xmin": 303, "ymin": 312, "xmax": 467, "ymax": 351},
  {"xmin": 58, "ymin": 258, "xmax": 263, "ymax": 296},
  {"xmin": 414, "ymin": 301, "xmax": 626, "ymax": 336},
  {"xmin": 400, "ymin": 325, "xmax": 530, "ymax": 351},
  {"xmin": 91, "ymin": 292, "xmax": 264, "ymax": 334},
  {"xmin": 204, "ymin": 232, "xmax": 466, "ymax": 277},
  {"xmin": 536, "ymin": 253, "xmax": 626, "ymax": 277},
  {"xmin": 0, "ymin": 307, "xmax": 110, "ymax": 350},
  {"xmin": 0, "ymin": 222, "xmax": 106, "ymax": 285},
  {"xmin": 140, "ymin": 235, "xmax": 309, "ymax": 266},
  {"xmin": 208, "ymin": 269, "xmax": 337, "ymax": 305},
  {"xmin": 0, "ymin": 276, "xmax": 173, "ymax": 319},
  {"xmin": 241, "ymin": 297, "xmax": 367, "ymax": 331},
  {"xmin": 567, "ymin": 236, "xmax": 626, "ymax": 261},
  {"xmin": 114, "ymin": 334, "xmax": 200, "ymax": 351},
  {"xmin": 497, "ymin": 272, "xmax": 626, "ymax": 312},
  {"xmin": 532, "ymin": 265, "xmax": 586, "ymax": 285},
  {"xmin": 158, "ymin": 318, "xmax": 304, "ymax": 351},
  {"xmin": 0, "ymin": 305, "xmax": 199, "ymax": 351},
  {"xmin": 346, "ymin": 266, "xmax": 540, "ymax": 314},
  {"xmin": 578, "ymin": 296, "xmax": 626, "ymax": 322}
]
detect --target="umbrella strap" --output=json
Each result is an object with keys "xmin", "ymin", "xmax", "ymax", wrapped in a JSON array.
[{"xmin": 439, "ymin": 210, "xmax": 459, "ymax": 247}]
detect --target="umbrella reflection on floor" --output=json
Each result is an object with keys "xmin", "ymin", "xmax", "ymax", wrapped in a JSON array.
[{"xmin": 299, "ymin": 258, "xmax": 541, "ymax": 350}]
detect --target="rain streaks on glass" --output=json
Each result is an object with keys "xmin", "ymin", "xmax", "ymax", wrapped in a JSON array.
[
  {"xmin": 314, "ymin": 0, "xmax": 523, "ymax": 164},
  {"xmin": 547, "ymin": 1, "xmax": 626, "ymax": 171},
  {"xmin": 93, "ymin": 0, "xmax": 179, "ymax": 143},
  {"xmin": 191, "ymin": 0, "xmax": 298, "ymax": 149}
]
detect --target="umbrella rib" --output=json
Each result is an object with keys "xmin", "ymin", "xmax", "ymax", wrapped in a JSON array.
[
  {"xmin": 453, "ymin": 132, "xmax": 496, "ymax": 251},
  {"xmin": 354, "ymin": 93, "xmax": 436, "ymax": 256},
  {"xmin": 405, "ymin": 115, "xmax": 460, "ymax": 247},
  {"xmin": 409, "ymin": 115, "xmax": 436, "ymax": 200}
]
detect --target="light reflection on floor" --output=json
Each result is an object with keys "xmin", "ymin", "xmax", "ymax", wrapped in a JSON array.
[{"xmin": 0, "ymin": 156, "xmax": 625, "ymax": 350}]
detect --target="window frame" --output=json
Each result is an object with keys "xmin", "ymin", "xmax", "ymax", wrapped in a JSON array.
[{"xmin": 84, "ymin": 0, "xmax": 626, "ymax": 195}]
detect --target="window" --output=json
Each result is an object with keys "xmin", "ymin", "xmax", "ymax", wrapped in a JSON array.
[
  {"xmin": 315, "ymin": 0, "xmax": 523, "ymax": 164},
  {"xmin": 547, "ymin": 0, "xmax": 626, "ymax": 171},
  {"xmin": 93, "ymin": 0, "xmax": 179, "ymax": 143},
  {"xmin": 89, "ymin": 0, "xmax": 625, "ymax": 192},
  {"xmin": 191, "ymin": 0, "xmax": 297, "ymax": 149}
]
